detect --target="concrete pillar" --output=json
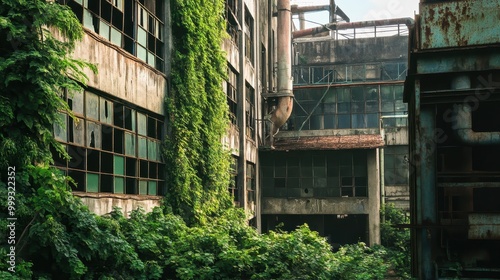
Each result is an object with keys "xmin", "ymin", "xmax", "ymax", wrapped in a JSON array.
[
  {"xmin": 237, "ymin": 0, "xmax": 247, "ymax": 208},
  {"xmin": 367, "ymin": 148, "xmax": 381, "ymax": 245}
]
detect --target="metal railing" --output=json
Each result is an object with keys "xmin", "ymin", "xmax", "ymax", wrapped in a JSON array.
[{"xmin": 293, "ymin": 62, "xmax": 407, "ymax": 85}]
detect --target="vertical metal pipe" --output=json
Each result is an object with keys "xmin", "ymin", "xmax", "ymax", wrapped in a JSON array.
[
  {"xmin": 268, "ymin": 0, "xmax": 293, "ymax": 137},
  {"xmin": 299, "ymin": 12, "xmax": 305, "ymax": 30},
  {"xmin": 277, "ymin": 0, "xmax": 292, "ymax": 97}
]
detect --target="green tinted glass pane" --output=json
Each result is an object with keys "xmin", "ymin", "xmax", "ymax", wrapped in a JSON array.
[
  {"xmin": 139, "ymin": 180, "xmax": 147, "ymax": 195},
  {"xmin": 138, "ymin": 113, "xmax": 147, "ymax": 135},
  {"xmin": 114, "ymin": 177, "xmax": 124, "ymax": 194},
  {"xmin": 125, "ymin": 132, "xmax": 135, "ymax": 156},
  {"xmin": 148, "ymin": 140, "xmax": 157, "ymax": 160},
  {"xmin": 87, "ymin": 173, "xmax": 99, "ymax": 192},
  {"xmin": 148, "ymin": 181, "xmax": 157, "ymax": 195},
  {"xmin": 114, "ymin": 156, "xmax": 124, "ymax": 175},
  {"xmin": 54, "ymin": 113, "xmax": 67, "ymax": 142},
  {"xmin": 138, "ymin": 137, "xmax": 147, "ymax": 158}
]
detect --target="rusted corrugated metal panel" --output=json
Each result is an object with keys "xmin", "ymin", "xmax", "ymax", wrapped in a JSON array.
[
  {"xmin": 420, "ymin": 0, "xmax": 500, "ymax": 49},
  {"xmin": 273, "ymin": 134, "xmax": 384, "ymax": 150},
  {"xmin": 468, "ymin": 213, "xmax": 500, "ymax": 240}
]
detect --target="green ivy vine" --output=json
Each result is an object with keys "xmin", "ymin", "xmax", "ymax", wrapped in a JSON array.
[{"xmin": 166, "ymin": 0, "xmax": 232, "ymax": 224}]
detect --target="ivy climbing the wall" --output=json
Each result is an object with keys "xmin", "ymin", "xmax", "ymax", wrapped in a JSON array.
[{"xmin": 166, "ymin": 0, "xmax": 232, "ymax": 224}]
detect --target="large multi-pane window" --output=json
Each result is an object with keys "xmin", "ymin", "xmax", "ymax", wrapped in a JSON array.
[
  {"xmin": 225, "ymin": 0, "xmax": 239, "ymax": 44},
  {"xmin": 261, "ymin": 151, "xmax": 368, "ymax": 198},
  {"xmin": 384, "ymin": 146, "xmax": 409, "ymax": 185},
  {"xmin": 229, "ymin": 157, "xmax": 239, "ymax": 205},
  {"xmin": 225, "ymin": 66, "xmax": 238, "ymax": 125},
  {"xmin": 381, "ymin": 85, "xmax": 407, "ymax": 127},
  {"xmin": 290, "ymin": 84, "xmax": 407, "ymax": 130},
  {"xmin": 291, "ymin": 86, "xmax": 379, "ymax": 130},
  {"xmin": 53, "ymin": 89, "xmax": 164, "ymax": 195},
  {"xmin": 246, "ymin": 83, "xmax": 255, "ymax": 138},
  {"xmin": 244, "ymin": 6, "xmax": 254, "ymax": 64},
  {"xmin": 246, "ymin": 162, "xmax": 255, "ymax": 204},
  {"xmin": 58, "ymin": 0, "xmax": 164, "ymax": 70}
]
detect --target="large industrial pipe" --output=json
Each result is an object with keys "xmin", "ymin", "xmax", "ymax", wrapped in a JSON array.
[
  {"xmin": 268, "ymin": 0, "xmax": 293, "ymax": 136},
  {"xmin": 453, "ymin": 75, "xmax": 500, "ymax": 145},
  {"xmin": 292, "ymin": 17, "xmax": 414, "ymax": 38},
  {"xmin": 291, "ymin": 4, "xmax": 350, "ymax": 23}
]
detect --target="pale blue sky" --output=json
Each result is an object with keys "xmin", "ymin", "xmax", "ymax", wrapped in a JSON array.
[{"xmin": 291, "ymin": 0, "xmax": 419, "ymax": 28}]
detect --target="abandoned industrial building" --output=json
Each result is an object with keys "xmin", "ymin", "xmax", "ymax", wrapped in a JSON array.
[{"xmin": 50, "ymin": 0, "xmax": 500, "ymax": 278}]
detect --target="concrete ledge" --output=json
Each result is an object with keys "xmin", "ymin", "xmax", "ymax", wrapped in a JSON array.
[
  {"xmin": 73, "ymin": 192, "xmax": 162, "ymax": 217},
  {"xmin": 262, "ymin": 197, "xmax": 369, "ymax": 215}
]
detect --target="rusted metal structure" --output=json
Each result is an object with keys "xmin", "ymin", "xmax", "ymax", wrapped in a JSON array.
[{"xmin": 405, "ymin": 0, "xmax": 500, "ymax": 278}]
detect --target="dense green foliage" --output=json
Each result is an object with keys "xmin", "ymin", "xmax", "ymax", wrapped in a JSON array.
[
  {"xmin": 1, "ymin": 1, "xmax": 400, "ymax": 279},
  {"xmin": 165, "ymin": 0, "xmax": 232, "ymax": 224},
  {"xmin": 381, "ymin": 203, "xmax": 411, "ymax": 279}
]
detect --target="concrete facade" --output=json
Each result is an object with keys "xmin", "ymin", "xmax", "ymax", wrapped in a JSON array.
[
  {"xmin": 260, "ymin": 17, "xmax": 411, "ymax": 246},
  {"xmin": 54, "ymin": 0, "xmax": 170, "ymax": 217}
]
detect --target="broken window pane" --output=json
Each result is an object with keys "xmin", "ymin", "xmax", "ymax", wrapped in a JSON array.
[
  {"xmin": 68, "ymin": 89, "xmax": 84, "ymax": 115},
  {"xmin": 87, "ymin": 121, "xmax": 101, "ymax": 149},
  {"xmin": 86, "ymin": 173, "xmax": 99, "ymax": 192},
  {"xmin": 101, "ymin": 124, "xmax": 113, "ymax": 151},
  {"xmin": 138, "ymin": 136, "xmax": 147, "ymax": 158},
  {"xmin": 100, "ymin": 174, "xmax": 113, "ymax": 192},
  {"xmin": 125, "ymin": 132, "xmax": 135, "ymax": 156},
  {"xmin": 68, "ymin": 145, "xmax": 86, "ymax": 170},
  {"xmin": 100, "ymin": 98, "xmax": 113, "ymax": 124},
  {"xmin": 126, "ymin": 157, "xmax": 136, "ymax": 176},
  {"xmin": 126, "ymin": 178, "xmax": 137, "ymax": 194},
  {"xmin": 54, "ymin": 112, "xmax": 67, "ymax": 142},
  {"xmin": 114, "ymin": 128, "xmax": 124, "ymax": 154},
  {"xmin": 87, "ymin": 150, "xmax": 100, "ymax": 172},
  {"xmin": 70, "ymin": 117, "xmax": 85, "ymax": 146},
  {"xmin": 86, "ymin": 92, "xmax": 99, "ymax": 120},
  {"xmin": 137, "ymin": 44, "xmax": 147, "ymax": 62},
  {"xmin": 124, "ymin": 107, "xmax": 136, "ymax": 131},
  {"xmin": 68, "ymin": 170, "xmax": 85, "ymax": 192},
  {"xmin": 101, "ymin": 151, "xmax": 113, "ymax": 174},
  {"xmin": 114, "ymin": 177, "xmax": 124, "ymax": 194},
  {"xmin": 137, "ymin": 113, "xmax": 147, "ymax": 135}
]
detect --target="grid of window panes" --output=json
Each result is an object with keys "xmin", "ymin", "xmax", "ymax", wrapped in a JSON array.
[
  {"xmin": 52, "ymin": 89, "xmax": 164, "ymax": 195},
  {"xmin": 290, "ymin": 86, "xmax": 379, "ymax": 130},
  {"xmin": 246, "ymin": 162, "xmax": 255, "ymax": 204},
  {"xmin": 381, "ymin": 85, "xmax": 408, "ymax": 127},
  {"xmin": 244, "ymin": 5, "xmax": 254, "ymax": 64},
  {"xmin": 58, "ymin": 0, "xmax": 164, "ymax": 71},
  {"xmin": 225, "ymin": 66, "xmax": 238, "ymax": 125},
  {"xmin": 229, "ymin": 157, "xmax": 239, "ymax": 205},
  {"xmin": 246, "ymin": 83, "xmax": 256, "ymax": 138},
  {"xmin": 261, "ymin": 151, "xmax": 368, "ymax": 198},
  {"xmin": 289, "ymin": 84, "xmax": 407, "ymax": 130},
  {"xmin": 225, "ymin": 0, "xmax": 239, "ymax": 44},
  {"xmin": 384, "ymin": 146, "xmax": 409, "ymax": 186}
]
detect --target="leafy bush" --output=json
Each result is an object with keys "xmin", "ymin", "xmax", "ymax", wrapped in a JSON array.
[{"xmin": 381, "ymin": 203, "xmax": 411, "ymax": 279}]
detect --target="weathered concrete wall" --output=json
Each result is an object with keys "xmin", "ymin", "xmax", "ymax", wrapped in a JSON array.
[
  {"xmin": 384, "ymin": 127, "xmax": 409, "ymax": 145},
  {"xmin": 72, "ymin": 30, "xmax": 166, "ymax": 115},
  {"xmin": 223, "ymin": 125, "xmax": 240, "ymax": 156},
  {"xmin": 223, "ymin": 39, "xmax": 240, "ymax": 72},
  {"xmin": 367, "ymin": 149, "xmax": 380, "ymax": 245},
  {"xmin": 294, "ymin": 36, "xmax": 408, "ymax": 65},
  {"xmin": 385, "ymin": 185, "xmax": 410, "ymax": 210},
  {"xmin": 262, "ymin": 197, "xmax": 370, "ymax": 214},
  {"xmin": 75, "ymin": 193, "xmax": 162, "ymax": 217}
]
